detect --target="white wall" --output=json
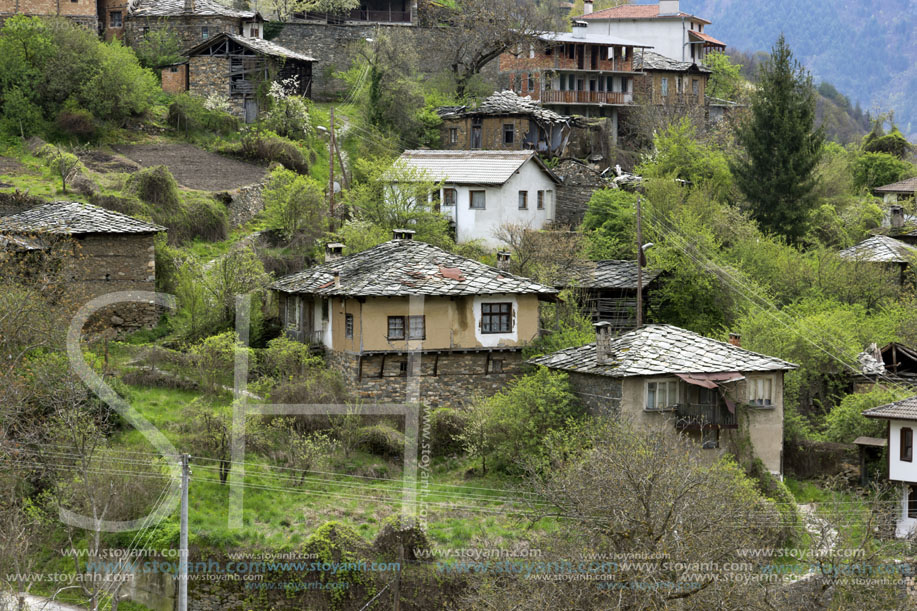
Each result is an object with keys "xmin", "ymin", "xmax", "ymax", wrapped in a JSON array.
[
  {"xmin": 584, "ymin": 18, "xmax": 705, "ymax": 62},
  {"xmin": 472, "ymin": 294, "xmax": 519, "ymax": 347},
  {"xmin": 447, "ymin": 159, "xmax": 557, "ymax": 248},
  {"xmin": 889, "ymin": 420, "xmax": 917, "ymax": 483}
]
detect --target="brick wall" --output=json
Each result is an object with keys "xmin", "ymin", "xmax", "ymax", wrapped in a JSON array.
[
  {"xmin": 161, "ymin": 63, "xmax": 188, "ymax": 93},
  {"xmin": 327, "ymin": 350, "xmax": 525, "ymax": 407},
  {"xmin": 0, "ymin": 0, "xmax": 97, "ymax": 28}
]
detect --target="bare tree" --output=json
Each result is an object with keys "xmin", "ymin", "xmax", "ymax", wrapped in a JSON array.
[{"xmin": 494, "ymin": 223, "xmax": 586, "ymax": 285}]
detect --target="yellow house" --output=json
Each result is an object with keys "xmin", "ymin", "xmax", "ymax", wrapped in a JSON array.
[{"xmin": 270, "ymin": 230, "xmax": 557, "ymax": 405}]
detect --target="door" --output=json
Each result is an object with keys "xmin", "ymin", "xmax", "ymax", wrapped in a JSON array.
[
  {"xmin": 577, "ymin": 44, "xmax": 584, "ymax": 69},
  {"xmin": 244, "ymin": 99, "xmax": 258, "ymax": 124},
  {"xmin": 590, "ymin": 45, "xmax": 599, "ymax": 70},
  {"xmin": 471, "ymin": 125, "xmax": 482, "ymax": 149}
]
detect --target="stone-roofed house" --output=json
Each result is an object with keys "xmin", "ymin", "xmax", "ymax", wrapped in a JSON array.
[
  {"xmin": 838, "ymin": 235, "xmax": 917, "ymax": 284},
  {"xmin": 874, "ymin": 177, "xmax": 917, "ymax": 204},
  {"xmin": 530, "ymin": 324, "xmax": 797, "ymax": 474},
  {"xmin": 177, "ymin": 32, "xmax": 316, "ymax": 123},
  {"xmin": 389, "ymin": 150, "xmax": 561, "ymax": 248},
  {"xmin": 121, "ymin": 0, "xmax": 264, "ymax": 46},
  {"xmin": 0, "ymin": 201, "xmax": 166, "ymax": 332},
  {"xmin": 270, "ymin": 230, "xmax": 557, "ymax": 406},
  {"xmin": 863, "ymin": 396, "xmax": 917, "ymax": 537},
  {"xmin": 633, "ymin": 49, "xmax": 711, "ymax": 106},
  {"xmin": 555, "ymin": 260, "xmax": 662, "ymax": 331},
  {"xmin": 437, "ymin": 90, "xmax": 578, "ymax": 157}
]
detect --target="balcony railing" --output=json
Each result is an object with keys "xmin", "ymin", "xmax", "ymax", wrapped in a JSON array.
[
  {"xmin": 674, "ymin": 403, "xmax": 737, "ymax": 430},
  {"xmin": 541, "ymin": 90, "xmax": 632, "ymax": 105}
]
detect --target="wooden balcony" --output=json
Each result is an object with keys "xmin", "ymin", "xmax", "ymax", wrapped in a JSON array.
[
  {"xmin": 541, "ymin": 90, "xmax": 633, "ymax": 105},
  {"xmin": 674, "ymin": 403, "xmax": 737, "ymax": 430}
]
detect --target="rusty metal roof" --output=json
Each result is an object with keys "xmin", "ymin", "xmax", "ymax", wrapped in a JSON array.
[
  {"xmin": 529, "ymin": 324, "xmax": 797, "ymax": 377},
  {"xmin": 0, "ymin": 202, "xmax": 165, "ymax": 235},
  {"xmin": 838, "ymin": 235, "xmax": 917, "ymax": 264},
  {"xmin": 271, "ymin": 239, "xmax": 558, "ymax": 298},
  {"xmin": 863, "ymin": 396, "xmax": 917, "ymax": 421}
]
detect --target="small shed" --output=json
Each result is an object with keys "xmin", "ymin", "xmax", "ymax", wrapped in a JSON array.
[
  {"xmin": 183, "ymin": 33, "xmax": 316, "ymax": 123},
  {"xmin": 554, "ymin": 259, "xmax": 661, "ymax": 331},
  {"xmin": 853, "ymin": 436, "xmax": 887, "ymax": 486}
]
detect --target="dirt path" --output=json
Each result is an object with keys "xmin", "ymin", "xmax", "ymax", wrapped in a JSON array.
[{"xmin": 112, "ymin": 143, "xmax": 267, "ymax": 192}]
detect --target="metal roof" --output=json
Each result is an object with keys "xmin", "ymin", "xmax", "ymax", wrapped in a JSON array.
[
  {"xmin": 688, "ymin": 30, "xmax": 726, "ymax": 47},
  {"xmin": 0, "ymin": 202, "xmax": 166, "ymax": 235},
  {"xmin": 185, "ymin": 33, "xmax": 316, "ymax": 62},
  {"xmin": 529, "ymin": 324, "xmax": 797, "ymax": 378},
  {"xmin": 578, "ymin": 4, "xmax": 711, "ymax": 25},
  {"xmin": 863, "ymin": 396, "xmax": 917, "ymax": 421},
  {"xmin": 129, "ymin": 0, "xmax": 258, "ymax": 19},
  {"xmin": 874, "ymin": 177, "xmax": 917, "ymax": 194},
  {"xmin": 392, "ymin": 150, "xmax": 560, "ymax": 186},
  {"xmin": 634, "ymin": 50, "xmax": 712, "ymax": 73},
  {"xmin": 837, "ymin": 235, "xmax": 917, "ymax": 264},
  {"xmin": 437, "ymin": 90, "xmax": 575, "ymax": 125},
  {"xmin": 556, "ymin": 260, "xmax": 661, "ymax": 290},
  {"xmin": 537, "ymin": 30, "xmax": 652, "ymax": 48},
  {"xmin": 271, "ymin": 239, "xmax": 558, "ymax": 299}
]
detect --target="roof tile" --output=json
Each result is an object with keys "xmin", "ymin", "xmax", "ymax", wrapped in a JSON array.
[{"xmin": 0, "ymin": 202, "xmax": 166, "ymax": 235}]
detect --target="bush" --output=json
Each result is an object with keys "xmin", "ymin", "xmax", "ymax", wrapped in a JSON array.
[
  {"xmin": 356, "ymin": 424, "xmax": 404, "ymax": 458},
  {"xmin": 127, "ymin": 165, "xmax": 181, "ymax": 211},
  {"xmin": 132, "ymin": 28, "xmax": 183, "ymax": 70},
  {"xmin": 167, "ymin": 93, "xmax": 238, "ymax": 136},
  {"xmin": 428, "ymin": 407, "xmax": 467, "ymax": 456},
  {"xmin": 262, "ymin": 166, "xmax": 326, "ymax": 242},
  {"xmin": 166, "ymin": 195, "xmax": 228, "ymax": 243},
  {"xmin": 260, "ymin": 336, "xmax": 318, "ymax": 379},
  {"xmin": 823, "ymin": 386, "xmax": 911, "ymax": 443},
  {"xmin": 88, "ymin": 193, "xmax": 146, "ymax": 217},
  {"xmin": 372, "ymin": 515, "xmax": 430, "ymax": 560},
  {"xmin": 54, "ymin": 107, "xmax": 95, "ymax": 140},
  {"xmin": 80, "ymin": 39, "xmax": 158, "ymax": 122},
  {"xmin": 851, "ymin": 152, "xmax": 914, "ymax": 191},
  {"xmin": 239, "ymin": 129, "xmax": 309, "ymax": 173}
]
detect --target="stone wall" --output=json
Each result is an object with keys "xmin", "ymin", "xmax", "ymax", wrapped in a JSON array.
[
  {"xmin": 566, "ymin": 371, "xmax": 623, "ymax": 416},
  {"xmin": 226, "ymin": 183, "xmax": 264, "ymax": 228},
  {"xmin": 439, "ymin": 116, "xmax": 531, "ymax": 152},
  {"xmin": 0, "ymin": 0, "xmax": 97, "ymax": 27},
  {"xmin": 161, "ymin": 63, "xmax": 189, "ymax": 94},
  {"xmin": 327, "ymin": 350, "xmax": 525, "ymax": 407},
  {"xmin": 125, "ymin": 15, "xmax": 242, "ymax": 50},
  {"xmin": 553, "ymin": 158, "xmax": 609, "ymax": 227},
  {"xmin": 188, "ymin": 55, "xmax": 228, "ymax": 100}
]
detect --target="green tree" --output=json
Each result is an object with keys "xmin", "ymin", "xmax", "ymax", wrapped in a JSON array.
[
  {"xmin": 262, "ymin": 166, "xmax": 327, "ymax": 243},
  {"xmin": 851, "ymin": 151, "xmax": 915, "ymax": 191},
  {"xmin": 640, "ymin": 118, "xmax": 733, "ymax": 201},
  {"xmin": 580, "ymin": 188, "xmax": 637, "ymax": 260},
  {"xmin": 705, "ymin": 50, "xmax": 744, "ymax": 100},
  {"xmin": 732, "ymin": 35, "xmax": 825, "ymax": 242},
  {"xmin": 132, "ymin": 26, "xmax": 183, "ymax": 69},
  {"xmin": 823, "ymin": 386, "xmax": 912, "ymax": 444}
]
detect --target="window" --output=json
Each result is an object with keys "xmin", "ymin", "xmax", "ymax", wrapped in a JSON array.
[
  {"xmin": 537, "ymin": 190, "xmax": 545, "ymax": 210},
  {"xmin": 345, "ymin": 313, "xmax": 353, "ymax": 339},
  {"xmin": 170, "ymin": 66, "xmax": 180, "ymax": 73},
  {"xmin": 470, "ymin": 190, "xmax": 486, "ymax": 210},
  {"xmin": 902, "ymin": 427, "xmax": 913, "ymax": 463},
  {"xmin": 398, "ymin": 361, "xmax": 408, "ymax": 376},
  {"xmin": 518, "ymin": 191, "xmax": 528, "ymax": 209},
  {"xmin": 489, "ymin": 359, "xmax": 504, "ymax": 374},
  {"xmin": 503, "ymin": 123, "xmax": 515, "ymax": 145},
  {"xmin": 201, "ymin": 26, "xmax": 209, "ymax": 39},
  {"xmin": 692, "ymin": 79, "xmax": 700, "ymax": 95},
  {"xmin": 645, "ymin": 379, "xmax": 679, "ymax": 410},
  {"xmin": 748, "ymin": 377, "xmax": 774, "ymax": 407},
  {"xmin": 443, "ymin": 188, "xmax": 457, "ymax": 207},
  {"xmin": 387, "ymin": 316, "xmax": 405, "ymax": 340},
  {"xmin": 676, "ymin": 77, "xmax": 683, "ymax": 94},
  {"xmin": 528, "ymin": 44, "xmax": 535, "ymax": 59},
  {"xmin": 110, "ymin": 11, "xmax": 122, "ymax": 27},
  {"xmin": 408, "ymin": 315, "xmax": 425, "ymax": 340},
  {"xmin": 285, "ymin": 297, "xmax": 301, "ymax": 330},
  {"xmin": 449, "ymin": 128, "xmax": 458, "ymax": 145},
  {"xmin": 660, "ymin": 77, "xmax": 669, "ymax": 97},
  {"xmin": 321, "ymin": 299, "xmax": 328, "ymax": 321},
  {"xmin": 527, "ymin": 74, "xmax": 535, "ymax": 91},
  {"xmin": 481, "ymin": 303, "xmax": 512, "ymax": 334},
  {"xmin": 471, "ymin": 123, "xmax": 482, "ymax": 149}
]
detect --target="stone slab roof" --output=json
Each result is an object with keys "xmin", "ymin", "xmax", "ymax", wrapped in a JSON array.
[
  {"xmin": 538, "ymin": 30, "xmax": 651, "ymax": 48},
  {"xmin": 271, "ymin": 239, "xmax": 558, "ymax": 299},
  {"xmin": 837, "ymin": 235, "xmax": 917, "ymax": 264},
  {"xmin": 185, "ymin": 33, "xmax": 316, "ymax": 62},
  {"xmin": 529, "ymin": 324, "xmax": 796, "ymax": 378},
  {"xmin": 0, "ymin": 234, "xmax": 44, "ymax": 251},
  {"xmin": 557, "ymin": 260, "xmax": 661, "ymax": 290},
  {"xmin": 874, "ymin": 177, "xmax": 917, "ymax": 194},
  {"xmin": 578, "ymin": 4, "xmax": 711, "ymax": 25},
  {"xmin": 129, "ymin": 0, "xmax": 258, "ymax": 19},
  {"xmin": 437, "ymin": 90, "xmax": 574, "ymax": 125},
  {"xmin": 0, "ymin": 202, "xmax": 165, "ymax": 235},
  {"xmin": 634, "ymin": 50, "xmax": 711, "ymax": 73},
  {"xmin": 392, "ymin": 150, "xmax": 560, "ymax": 185},
  {"xmin": 863, "ymin": 396, "xmax": 917, "ymax": 421}
]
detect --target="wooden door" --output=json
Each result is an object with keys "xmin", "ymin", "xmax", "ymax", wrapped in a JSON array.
[{"xmin": 244, "ymin": 99, "xmax": 258, "ymax": 124}]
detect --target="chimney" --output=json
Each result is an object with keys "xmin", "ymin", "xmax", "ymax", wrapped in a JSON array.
[
  {"xmin": 393, "ymin": 228, "xmax": 416, "ymax": 240},
  {"xmin": 571, "ymin": 19, "xmax": 587, "ymax": 39},
  {"xmin": 594, "ymin": 321, "xmax": 612, "ymax": 365},
  {"xmin": 728, "ymin": 333, "xmax": 741, "ymax": 347},
  {"xmin": 496, "ymin": 251, "xmax": 512, "ymax": 271},
  {"xmin": 890, "ymin": 205, "xmax": 905, "ymax": 230},
  {"xmin": 582, "ymin": 0, "xmax": 594, "ymax": 16},
  {"xmin": 325, "ymin": 242, "xmax": 344, "ymax": 262},
  {"xmin": 332, "ymin": 271, "xmax": 341, "ymax": 287},
  {"xmin": 659, "ymin": 0, "xmax": 679, "ymax": 15},
  {"xmin": 184, "ymin": 0, "xmax": 193, "ymax": 12}
]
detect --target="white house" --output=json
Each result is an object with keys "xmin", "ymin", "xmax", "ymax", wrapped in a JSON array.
[
  {"xmin": 863, "ymin": 397, "xmax": 917, "ymax": 538},
  {"xmin": 389, "ymin": 150, "xmax": 561, "ymax": 249},
  {"xmin": 578, "ymin": 0, "xmax": 725, "ymax": 64}
]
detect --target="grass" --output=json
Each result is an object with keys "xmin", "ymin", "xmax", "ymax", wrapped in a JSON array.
[{"xmin": 785, "ymin": 477, "xmax": 834, "ymax": 504}]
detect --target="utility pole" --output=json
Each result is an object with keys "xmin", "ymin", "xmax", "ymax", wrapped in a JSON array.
[
  {"xmin": 329, "ymin": 107, "xmax": 336, "ymax": 232},
  {"xmin": 179, "ymin": 454, "xmax": 190, "ymax": 611},
  {"xmin": 636, "ymin": 196, "xmax": 644, "ymax": 328}
]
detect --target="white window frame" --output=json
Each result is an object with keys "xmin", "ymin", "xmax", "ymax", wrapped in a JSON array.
[
  {"xmin": 747, "ymin": 376, "xmax": 775, "ymax": 408},
  {"xmin": 645, "ymin": 378, "xmax": 680, "ymax": 411}
]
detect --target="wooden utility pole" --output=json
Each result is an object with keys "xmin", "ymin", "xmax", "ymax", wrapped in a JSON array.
[
  {"xmin": 636, "ymin": 196, "xmax": 644, "ymax": 328},
  {"xmin": 329, "ymin": 107, "xmax": 336, "ymax": 231},
  {"xmin": 179, "ymin": 454, "xmax": 190, "ymax": 611}
]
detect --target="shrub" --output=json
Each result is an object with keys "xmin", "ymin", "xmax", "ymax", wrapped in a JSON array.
[
  {"xmin": 127, "ymin": 165, "xmax": 181, "ymax": 211},
  {"xmin": 260, "ymin": 336, "xmax": 318, "ymax": 379},
  {"xmin": 132, "ymin": 28, "xmax": 183, "ymax": 69},
  {"xmin": 262, "ymin": 166, "xmax": 326, "ymax": 242},
  {"xmin": 166, "ymin": 195, "xmax": 228, "ymax": 243},
  {"xmin": 80, "ymin": 39, "xmax": 158, "ymax": 122},
  {"xmin": 356, "ymin": 424, "xmax": 404, "ymax": 458},
  {"xmin": 88, "ymin": 193, "xmax": 146, "ymax": 217},
  {"xmin": 239, "ymin": 129, "xmax": 309, "ymax": 173},
  {"xmin": 823, "ymin": 386, "xmax": 911, "ymax": 444},
  {"xmin": 428, "ymin": 407, "xmax": 467, "ymax": 456},
  {"xmin": 167, "ymin": 93, "xmax": 238, "ymax": 136},
  {"xmin": 54, "ymin": 107, "xmax": 95, "ymax": 141},
  {"xmin": 372, "ymin": 515, "xmax": 430, "ymax": 561},
  {"xmin": 851, "ymin": 152, "xmax": 914, "ymax": 191}
]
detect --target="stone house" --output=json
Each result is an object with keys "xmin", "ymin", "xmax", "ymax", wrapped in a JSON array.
[
  {"xmin": 121, "ymin": 0, "xmax": 263, "ymax": 46},
  {"xmin": 295, "ymin": 0, "xmax": 418, "ymax": 24},
  {"xmin": 0, "ymin": 0, "xmax": 98, "ymax": 29},
  {"xmin": 838, "ymin": 235, "xmax": 917, "ymax": 284},
  {"xmin": 270, "ymin": 231, "xmax": 557, "ymax": 407},
  {"xmin": 555, "ymin": 259, "xmax": 661, "ymax": 331},
  {"xmin": 530, "ymin": 324, "xmax": 797, "ymax": 475},
  {"xmin": 0, "ymin": 201, "xmax": 166, "ymax": 332},
  {"xmin": 179, "ymin": 32, "xmax": 315, "ymax": 122},
  {"xmin": 874, "ymin": 177, "xmax": 917, "ymax": 205},
  {"xmin": 437, "ymin": 90, "xmax": 578, "ymax": 158},
  {"xmin": 389, "ymin": 150, "xmax": 561, "ymax": 249},
  {"xmin": 632, "ymin": 49, "xmax": 710, "ymax": 106},
  {"xmin": 863, "ymin": 397, "xmax": 917, "ymax": 537}
]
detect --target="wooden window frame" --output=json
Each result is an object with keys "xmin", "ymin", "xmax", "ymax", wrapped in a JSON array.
[
  {"xmin": 443, "ymin": 188, "xmax": 457, "ymax": 207},
  {"xmin": 537, "ymin": 190, "xmax": 545, "ymax": 210},
  {"xmin": 345, "ymin": 313, "xmax": 354, "ymax": 339},
  {"xmin": 470, "ymin": 190, "xmax": 486, "ymax": 210},
  {"xmin": 518, "ymin": 191, "xmax": 528, "ymax": 209},
  {"xmin": 481, "ymin": 303, "xmax": 513, "ymax": 334},
  {"xmin": 902, "ymin": 427, "xmax": 913, "ymax": 463},
  {"xmin": 489, "ymin": 359, "xmax": 504, "ymax": 374},
  {"xmin": 748, "ymin": 376, "xmax": 774, "ymax": 408},
  {"xmin": 387, "ymin": 316, "xmax": 405, "ymax": 340},
  {"xmin": 110, "ymin": 10, "xmax": 123, "ymax": 27},
  {"xmin": 408, "ymin": 315, "xmax": 425, "ymax": 340},
  {"xmin": 449, "ymin": 128, "xmax": 458, "ymax": 144},
  {"xmin": 387, "ymin": 315, "xmax": 424, "ymax": 340},
  {"xmin": 201, "ymin": 26, "xmax": 210, "ymax": 39},
  {"xmin": 503, "ymin": 123, "xmax": 515, "ymax": 145},
  {"xmin": 661, "ymin": 77, "xmax": 669, "ymax": 97}
]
